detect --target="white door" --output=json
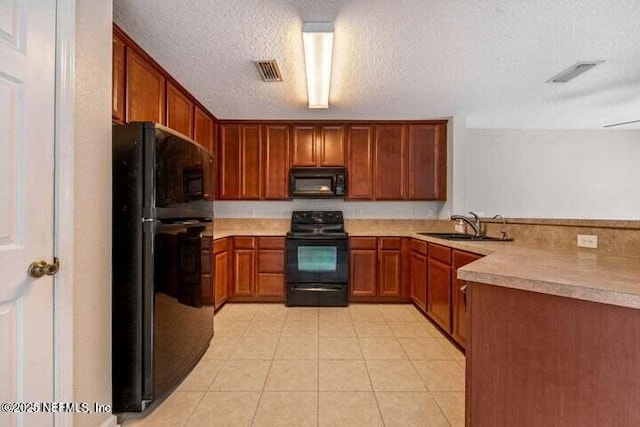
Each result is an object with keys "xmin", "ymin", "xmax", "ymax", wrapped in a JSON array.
[{"xmin": 0, "ymin": 1, "xmax": 57, "ymax": 426}]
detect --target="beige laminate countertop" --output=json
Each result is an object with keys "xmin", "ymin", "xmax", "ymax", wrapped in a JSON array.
[{"xmin": 211, "ymin": 228, "xmax": 640, "ymax": 310}]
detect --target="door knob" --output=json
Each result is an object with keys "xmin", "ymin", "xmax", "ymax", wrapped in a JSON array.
[{"xmin": 28, "ymin": 258, "xmax": 60, "ymax": 278}]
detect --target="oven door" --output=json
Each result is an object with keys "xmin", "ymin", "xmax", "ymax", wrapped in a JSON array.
[{"xmin": 286, "ymin": 238, "xmax": 348, "ymax": 284}]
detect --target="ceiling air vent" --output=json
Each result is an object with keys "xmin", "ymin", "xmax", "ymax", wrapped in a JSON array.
[
  {"xmin": 546, "ymin": 61, "xmax": 605, "ymax": 83},
  {"xmin": 254, "ymin": 60, "xmax": 283, "ymax": 82}
]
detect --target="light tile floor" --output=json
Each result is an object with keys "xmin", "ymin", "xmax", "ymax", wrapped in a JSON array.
[{"xmin": 122, "ymin": 303, "xmax": 465, "ymax": 427}]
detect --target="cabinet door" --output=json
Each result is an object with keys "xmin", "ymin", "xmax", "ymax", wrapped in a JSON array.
[
  {"xmin": 407, "ymin": 124, "xmax": 447, "ymax": 200},
  {"xmin": 166, "ymin": 82, "xmax": 194, "ymax": 138},
  {"xmin": 319, "ymin": 125, "xmax": 345, "ymax": 166},
  {"xmin": 193, "ymin": 106, "xmax": 214, "ymax": 153},
  {"xmin": 427, "ymin": 258, "xmax": 452, "ymax": 331},
  {"xmin": 379, "ymin": 250, "xmax": 402, "ymax": 297},
  {"xmin": 451, "ymin": 250, "xmax": 482, "ymax": 348},
  {"xmin": 346, "ymin": 126, "xmax": 374, "ymax": 199},
  {"xmin": 410, "ymin": 251, "xmax": 427, "ymax": 311},
  {"xmin": 233, "ymin": 249, "xmax": 255, "ymax": 297},
  {"xmin": 292, "ymin": 125, "xmax": 317, "ymax": 166},
  {"xmin": 263, "ymin": 125, "xmax": 290, "ymax": 199},
  {"xmin": 240, "ymin": 125, "xmax": 262, "ymax": 199},
  {"xmin": 219, "ymin": 124, "xmax": 241, "ymax": 199},
  {"xmin": 349, "ymin": 250, "xmax": 378, "ymax": 297},
  {"xmin": 214, "ymin": 241, "xmax": 229, "ymax": 309},
  {"xmin": 374, "ymin": 125, "xmax": 406, "ymax": 199},
  {"xmin": 112, "ymin": 32, "xmax": 126, "ymax": 122},
  {"xmin": 126, "ymin": 48, "xmax": 165, "ymax": 123}
]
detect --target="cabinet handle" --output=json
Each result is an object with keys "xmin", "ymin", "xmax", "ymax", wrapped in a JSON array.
[{"xmin": 460, "ymin": 284, "xmax": 467, "ymax": 307}]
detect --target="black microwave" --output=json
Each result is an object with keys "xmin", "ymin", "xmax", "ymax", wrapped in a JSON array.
[{"xmin": 289, "ymin": 167, "xmax": 347, "ymax": 198}]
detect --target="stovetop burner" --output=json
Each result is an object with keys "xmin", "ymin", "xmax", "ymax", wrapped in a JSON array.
[{"xmin": 288, "ymin": 210, "xmax": 347, "ymax": 238}]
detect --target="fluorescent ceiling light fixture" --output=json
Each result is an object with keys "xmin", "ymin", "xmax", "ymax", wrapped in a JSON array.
[
  {"xmin": 546, "ymin": 61, "xmax": 605, "ymax": 83},
  {"xmin": 302, "ymin": 22, "xmax": 334, "ymax": 109}
]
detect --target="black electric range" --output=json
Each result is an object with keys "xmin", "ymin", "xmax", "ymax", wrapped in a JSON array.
[{"xmin": 285, "ymin": 211, "xmax": 349, "ymax": 306}]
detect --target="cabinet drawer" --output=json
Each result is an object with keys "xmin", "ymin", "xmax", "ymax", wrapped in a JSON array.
[
  {"xmin": 213, "ymin": 237, "xmax": 229, "ymax": 253},
  {"xmin": 258, "ymin": 236, "xmax": 285, "ymax": 249},
  {"xmin": 379, "ymin": 237, "xmax": 402, "ymax": 250},
  {"xmin": 350, "ymin": 237, "xmax": 377, "ymax": 249},
  {"xmin": 234, "ymin": 236, "xmax": 256, "ymax": 249},
  {"xmin": 410, "ymin": 239, "xmax": 428, "ymax": 255},
  {"xmin": 258, "ymin": 250, "xmax": 285, "ymax": 273},
  {"xmin": 428, "ymin": 243, "xmax": 452, "ymax": 264}
]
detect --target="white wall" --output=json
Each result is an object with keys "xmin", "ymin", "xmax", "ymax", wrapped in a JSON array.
[
  {"xmin": 74, "ymin": 0, "xmax": 114, "ymax": 426},
  {"xmin": 462, "ymin": 129, "xmax": 640, "ymax": 219},
  {"xmin": 215, "ymin": 200, "xmax": 445, "ymax": 219}
]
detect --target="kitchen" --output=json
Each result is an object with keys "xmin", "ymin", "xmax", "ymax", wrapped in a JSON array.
[{"xmin": 2, "ymin": 1, "xmax": 640, "ymax": 427}]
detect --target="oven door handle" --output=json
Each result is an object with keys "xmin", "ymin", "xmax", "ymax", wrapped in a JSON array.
[{"xmin": 290, "ymin": 285, "xmax": 345, "ymax": 291}]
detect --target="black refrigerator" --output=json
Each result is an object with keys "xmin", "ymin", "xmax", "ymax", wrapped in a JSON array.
[{"xmin": 112, "ymin": 122, "xmax": 214, "ymax": 413}]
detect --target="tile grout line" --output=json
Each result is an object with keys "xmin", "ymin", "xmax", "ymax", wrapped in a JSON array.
[
  {"xmin": 249, "ymin": 305, "xmax": 286, "ymax": 427},
  {"xmin": 180, "ymin": 390, "xmax": 208, "ymax": 427},
  {"xmin": 359, "ymin": 305, "xmax": 387, "ymax": 426}
]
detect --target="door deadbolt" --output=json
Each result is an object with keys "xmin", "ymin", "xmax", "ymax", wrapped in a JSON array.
[{"xmin": 28, "ymin": 258, "xmax": 60, "ymax": 278}]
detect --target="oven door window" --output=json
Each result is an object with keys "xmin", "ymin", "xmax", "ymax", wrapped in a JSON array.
[{"xmin": 298, "ymin": 246, "xmax": 337, "ymax": 271}]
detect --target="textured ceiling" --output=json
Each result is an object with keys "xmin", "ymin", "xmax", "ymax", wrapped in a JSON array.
[{"xmin": 113, "ymin": 0, "xmax": 640, "ymax": 128}]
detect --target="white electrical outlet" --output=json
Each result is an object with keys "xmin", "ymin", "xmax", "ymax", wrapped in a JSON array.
[
  {"xmin": 426, "ymin": 209, "xmax": 435, "ymax": 219},
  {"xmin": 577, "ymin": 234, "xmax": 598, "ymax": 249},
  {"xmin": 454, "ymin": 221, "xmax": 465, "ymax": 233}
]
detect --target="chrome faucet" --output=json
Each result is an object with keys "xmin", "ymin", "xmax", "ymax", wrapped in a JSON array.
[
  {"xmin": 450, "ymin": 212, "xmax": 482, "ymax": 237},
  {"xmin": 492, "ymin": 214, "xmax": 508, "ymax": 240}
]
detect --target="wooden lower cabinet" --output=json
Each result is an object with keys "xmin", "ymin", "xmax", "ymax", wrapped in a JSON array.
[
  {"xmin": 349, "ymin": 237, "xmax": 407, "ymax": 301},
  {"xmin": 427, "ymin": 257, "xmax": 451, "ymax": 331},
  {"xmin": 350, "ymin": 249, "xmax": 378, "ymax": 297},
  {"xmin": 427, "ymin": 243, "xmax": 452, "ymax": 332},
  {"xmin": 213, "ymin": 238, "xmax": 230, "ymax": 309},
  {"xmin": 410, "ymin": 239, "xmax": 427, "ymax": 311},
  {"xmin": 256, "ymin": 237, "xmax": 285, "ymax": 298},
  {"xmin": 232, "ymin": 237, "xmax": 256, "ymax": 297},
  {"xmin": 378, "ymin": 237, "xmax": 402, "ymax": 298},
  {"xmin": 467, "ymin": 282, "xmax": 640, "ymax": 426},
  {"xmin": 451, "ymin": 250, "xmax": 482, "ymax": 347},
  {"xmin": 222, "ymin": 236, "xmax": 285, "ymax": 303}
]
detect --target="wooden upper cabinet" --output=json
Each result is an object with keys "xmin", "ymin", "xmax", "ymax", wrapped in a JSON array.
[
  {"xmin": 292, "ymin": 125, "xmax": 317, "ymax": 166},
  {"xmin": 240, "ymin": 125, "xmax": 262, "ymax": 199},
  {"xmin": 374, "ymin": 125, "xmax": 406, "ymax": 200},
  {"xmin": 126, "ymin": 48, "xmax": 165, "ymax": 124},
  {"xmin": 292, "ymin": 125, "xmax": 345, "ymax": 167},
  {"xmin": 263, "ymin": 125, "xmax": 290, "ymax": 199},
  {"xmin": 218, "ymin": 124, "xmax": 262, "ymax": 199},
  {"xmin": 319, "ymin": 126, "xmax": 345, "ymax": 166},
  {"xmin": 193, "ymin": 106, "xmax": 214, "ymax": 153},
  {"xmin": 112, "ymin": 32, "xmax": 126, "ymax": 122},
  {"xmin": 347, "ymin": 126, "xmax": 374, "ymax": 199},
  {"xmin": 408, "ymin": 124, "xmax": 447, "ymax": 200},
  {"xmin": 219, "ymin": 124, "xmax": 241, "ymax": 199},
  {"xmin": 166, "ymin": 82, "xmax": 194, "ymax": 138}
]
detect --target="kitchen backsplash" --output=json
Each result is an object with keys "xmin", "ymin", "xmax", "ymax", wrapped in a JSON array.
[
  {"xmin": 214, "ymin": 217, "xmax": 640, "ymax": 257},
  {"xmin": 214, "ymin": 200, "xmax": 446, "ymax": 219}
]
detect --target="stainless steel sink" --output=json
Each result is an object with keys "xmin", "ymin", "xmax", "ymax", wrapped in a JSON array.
[{"xmin": 417, "ymin": 232, "xmax": 513, "ymax": 242}]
